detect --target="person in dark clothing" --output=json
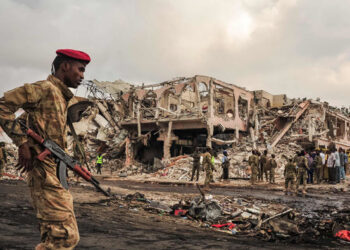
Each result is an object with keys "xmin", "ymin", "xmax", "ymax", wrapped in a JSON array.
[{"xmin": 221, "ymin": 150, "xmax": 230, "ymax": 180}]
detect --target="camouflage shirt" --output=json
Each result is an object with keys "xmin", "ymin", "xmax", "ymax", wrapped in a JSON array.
[
  {"xmin": 248, "ymin": 155, "xmax": 259, "ymax": 167},
  {"xmin": 297, "ymin": 156, "xmax": 309, "ymax": 172},
  {"xmin": 260, "ymin": 155, "xmax": 267, "ymax": 167},
  {"xmin": 202, "ymin": 152, "xmax": 213, "ymax": 170},
  {"xmin": 284, "ymin": 162, "xmax": 297, "ymax": 178},
  {"xmin": 314, "ymin": 155, "xmax": 323, "ymax": 168},
  {"xmin": 269, "ymin": 158, "xmax": 277, "ymax": 169},
  {"xmin": 0, "ymin": 75, "xmax": 76, "ymax": 155}
]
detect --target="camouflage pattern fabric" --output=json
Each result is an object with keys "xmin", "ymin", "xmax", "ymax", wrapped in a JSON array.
[
  {"xmin": 29, "ymin": 159, "xmax": 79, "ymax": 249},
  {"xmin": 284, "ymin": 162, "xmax": 297, "ymax": 193},
  {"xmin": 296, "ymin": 156, "xmax": 309, "ymax": 193},
  {"xmin": 0, "ymin": 75, "xmax": 75, "ymax": 150},
  {"xmin": 0, "ymin": 75, "xmax": 79, "ymax": 249},
  {"xmin": 203, "ymin": 152, "xmax": 213, "ymax": 186},
  {"xmin": 314, "ymin": 155, "xmax": 323, "ymax": 184},
  {"xmin": 248, "ymin": 155, "xmax": 259, "ymax": 185},
  {"xmin": 269, "ymin": 159, "xmax": 277, "ymax": 183}
]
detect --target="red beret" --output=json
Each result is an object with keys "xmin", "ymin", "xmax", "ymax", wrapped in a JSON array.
[{"xmin": 56, "ymin": 49, "xmax": 91, "ymax": 63}]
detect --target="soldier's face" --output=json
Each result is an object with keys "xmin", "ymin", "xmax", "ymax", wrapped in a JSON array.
[{"xmin": 64, "ymin": 61, "xmax": 86, "ymax": 89}]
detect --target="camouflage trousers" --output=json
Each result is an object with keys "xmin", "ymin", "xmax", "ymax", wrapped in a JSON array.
[
  {"xmin": 258, "ymin": 165, "xmax": 263, "ymax": 181},
  {"xmin": 263, "ymin": 168, "xmax": 270, "ymax": 182},
  {"xmin": 28, "ymin": 158, "xmax": 79, "ymax": 249},
  {"xmin": 204, "ymin": 167, "xmax": 213, "ymax": 187},
  {"xmin": 251, "ymin": 167, "xmax": 258, "ymax": 185},
  {"xmin": 315, "ymin": 167, "xmax": 323, "ymax": 184},
  {"xmin": 270, "ymin": 168, "xmax": 276, "ymax": 183},
  {"xmin": 296, "ymin": 171, "xmax": 307, "ymax": 193},
  {"xmin": 285, "ymin": 177, "xmax": 296, "ymax": 193}
]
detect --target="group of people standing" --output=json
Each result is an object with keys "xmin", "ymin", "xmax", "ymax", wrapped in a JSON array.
[
  {"xmin": 317, "ymin": 147, "xmax": 347, "ymax": 184},
  {"xmin": 248, "ymin": 149, "xmax": 277, "ymax": 185},
  {"xmin": 191, "ymin": 147, "xmax": 230, "ymax": 190},
  {"xmin": 190, "ymin": 145, "xmax": 348, "ymax": 195}
]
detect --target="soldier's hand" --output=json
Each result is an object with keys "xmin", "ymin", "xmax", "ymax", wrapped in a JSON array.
[{"xmin": 18, "ymin": 142, "xmax": 33, "ymax": 173}]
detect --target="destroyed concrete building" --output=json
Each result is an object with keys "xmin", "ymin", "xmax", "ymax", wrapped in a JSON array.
[
  {"xmin": 2, "ymin": 75, "xmax": 350, "ymax": 178},
  {"xmin": 66, "ymin": 75, "xmax": 350, "ymax": 173},
  {"xmin": 119, "ymin": 75, "xmax": 255, "ymax": 164}
]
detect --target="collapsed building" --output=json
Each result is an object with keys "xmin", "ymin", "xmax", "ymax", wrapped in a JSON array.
[
  {"xmin": 79, "ymin": 75, "xmax": 350, "ymax": 163},
  {"xmin": 2, "ymin": 75, "xmax": 350, "ymax": 178}
]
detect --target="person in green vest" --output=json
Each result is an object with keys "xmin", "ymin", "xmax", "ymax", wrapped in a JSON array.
[{"xmin": 96, "ymin": 153, "xmax": 104, "ymax": 174}]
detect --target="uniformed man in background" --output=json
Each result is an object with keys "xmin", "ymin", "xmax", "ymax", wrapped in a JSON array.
[
  {"xmin": 203, "ymin": 147, "xmax": 214, "ymax": 189},
  {"xmin": 284, "ymin": 157, "xmax": 297, "ymax": 195},
  {"xmin": 191, "ymin": 147, "xmax": 201, "ymax": 181},
  {"xmin": 0, "ymin": 142, "xmax": 7, "ymax": 177},
  {"xmin": 261, "ymin": 150, "xmax": 270, "ymax": 182},
  {"xmin": 269, "ymin": 154, "xmax": 277, "ymax": 184},
  {"xmin": 248, "ymin": 150, "xmax": 259, "ymax": 185},
  {"xmin": 296, "ymin": 151, "xmax": 309, "ymax": 196}
]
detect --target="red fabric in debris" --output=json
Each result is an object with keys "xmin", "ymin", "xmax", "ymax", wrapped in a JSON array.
[
  {"xmin": 174, "ymin": 209, "xmax": 187, "ymax": 216},
  {"xmin": 211, "ymin": 223, "xmax": 236, "ymax": 230},
  {"xmin": 335, "ymin": 230, "xmax": 350, "ymax": 241},
  {"xmin": 2, "ymin": 173, "xmax": 24, "ymax": 180}
]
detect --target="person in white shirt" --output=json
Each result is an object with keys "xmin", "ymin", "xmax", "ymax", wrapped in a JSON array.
[
  {"xmin": 335, "ymin": 149, "xmax": 341, "ymax": 183},
  {"xmin": 327, "ymin": 150, "xmax": 336, "ymax": 184}
]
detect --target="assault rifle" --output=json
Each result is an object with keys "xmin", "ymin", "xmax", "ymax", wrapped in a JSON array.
[{"xmin": 18, "ymin": 120, "xmax": 110, "ymax": 197}]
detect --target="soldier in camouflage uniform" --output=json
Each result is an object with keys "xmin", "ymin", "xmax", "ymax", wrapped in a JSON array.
[
  {"xmin": 269, "ymin": 154, "xmax": 277, "ymax": 184},
  {"xmin": 248, "ymin": 150, "xmax": 259, "ymax": 185},
  {"xmin": 260, "ymin": 150, "xmax": 269, "ymax": 182},
  {"xmin": 256, "ymin": 151, "xmax": 262, "ymax": 182},
  {"xmin": 0, "ymin": 49, "xmax": 91, "ymax": 249},
  {"xmin": 203, "ymin": 147, "xmax": 214, "ymax": 188},
  {"xmin": 0, "ymin": 142, "xmax": 7, "ymax": 177},
  {"xmin": 191, "ymin": 147, "xmax": 200, "ymax": 181},
  {"xmin": 284, "ymin": 158, "xmax": 297, "ymax": 195},
  {"xmin": 296, "ymin": 151, "xmax": 309, "ymax": 196}
]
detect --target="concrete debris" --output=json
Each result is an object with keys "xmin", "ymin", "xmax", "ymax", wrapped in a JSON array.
[{"xmin": 67, "ymin": 75, "xmax": 350, "ymax": 179}]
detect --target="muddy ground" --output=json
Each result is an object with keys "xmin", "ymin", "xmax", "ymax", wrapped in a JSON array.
[{"xmin": 0, "ymin": 179, "xmax": 348, "ymax": 249}]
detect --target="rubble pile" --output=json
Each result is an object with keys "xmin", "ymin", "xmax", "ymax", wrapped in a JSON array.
[
  {"xmin": 173, "ymin": 196, "xmax": 350, "ymax": 243},
  {"xmin": 1, "ymin": 144, "xmax": 21, "ymax": 180},
  {"xmin": 111, "ymin": 191, "xmax": 350, "ymax": 244}
]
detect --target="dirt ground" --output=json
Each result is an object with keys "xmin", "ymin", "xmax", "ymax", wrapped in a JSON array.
[{"xmin": 0, "ymin": 178, "xmax": 349, "ymax": 249}]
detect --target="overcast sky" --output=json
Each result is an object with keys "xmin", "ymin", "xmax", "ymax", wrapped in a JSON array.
[{"xmin": 1, "ymin": 0, "xmax": 350, "ymax": 107}]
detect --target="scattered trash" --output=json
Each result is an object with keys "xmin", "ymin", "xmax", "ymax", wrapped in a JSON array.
[
  {"xmin": 335, "ymin": 230, "xmax": 350, "ymax": 242},
  {"xmin": 211, "ymin": 223, "xmax": 236, "ymax": 230},
  {"xmin": 174, "ymin": 209, "xmax": 187, "ymax": 217}
]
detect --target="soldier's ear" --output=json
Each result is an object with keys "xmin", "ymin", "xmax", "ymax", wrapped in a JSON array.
[{"xmin": 61, "ymin": 61, "xmax": 72, "ymax": 72}]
